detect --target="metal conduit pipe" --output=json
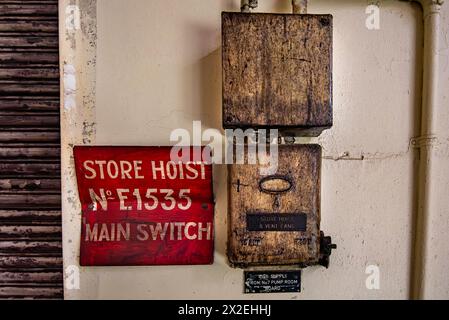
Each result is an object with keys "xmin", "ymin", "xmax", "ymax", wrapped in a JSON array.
[
  {"xmin": 241, "ymin": 0, "xmax": 308, "ymax": 13},
  {"xmin": 292, "ymin": 0, "xmax": 308, "ymax": 13},
  {"xmin": 407, "ymin": 0, "xmax": 444, "ymax": 300}
]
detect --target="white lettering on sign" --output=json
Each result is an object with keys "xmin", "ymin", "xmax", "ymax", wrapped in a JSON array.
[
  {"xmin": 151, "ymin": 161, "xmax": 205, "ymax": 180},
  {"xmin": 82, "ymin": 160, "xmax": 204, "ymax": 180},
  {"xmin": 84, "ymin": 222, "xmax": 212, "ymax": 242},
  {"xmin": 85, "ymin": 223, "xmax": 130, "ymax": 242},
  {"xmin": 88, "ymin": 188, "xmax": 192, "ymax": 211}
]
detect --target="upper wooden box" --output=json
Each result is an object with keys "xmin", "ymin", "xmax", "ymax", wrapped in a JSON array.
[{"xmin": 222, "ymin": 12, "xmax": 333, "ymax": 136}]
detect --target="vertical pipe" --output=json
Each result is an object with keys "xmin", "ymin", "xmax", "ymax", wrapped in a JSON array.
[
  {"xmin": 292, "ymin": 0, "xmax": 308, "ymax": 13},
  {"xmin": 241, "ymin": 0, "xmax": 258, "ymax": 12},
  {"xmin": 411, "ymin": 0, "xmax": 443, "ymax": 299},
  {"xmin": 241, "ymin": 0, "xmax": 250, "ymax": 12}
]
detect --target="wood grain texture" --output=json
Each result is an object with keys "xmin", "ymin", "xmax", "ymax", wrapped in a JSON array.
[
  {"xmin": 0, "ymin": 286, "xmax": 63, "ymax": 299},
  {"xmin": 0, "ymin": 256, "xmax": 62, "ymax": 269},
  {"xmin": 0, "ymin": 163, "xmax": 60, "ymax": 178},
  {"xmin": 0, "ymin": 37, "xmax": 58, "ymax": 49},
  {"xmin": 0, "ymin": 210, "xmax": 61, "ymax": 225},
  {"xmin": 0, "ymin": 0, "xmax": 62, "ymax": 299},
  {"xmin": 0, "ymin": 20, "xmax": 58, "ymax": 33},
  {"xmin": 227, "ymin": 144, "xmax": 321, "ymax": 267},
  {"xmin": 0, "ymin": 114, "xmax": 59, "ymax": 127},
  {"xmin": 0, "ymin": 97, "xmax": 59, "ymax": 112},
  {"xmin": 0, "ymin": 4, "xmax": 58, "ymax": 17},
  {"xmin": 0, "ymin": 178, "xmax": 60, "ymax": 192},
  {"xmin": 0, "ymin": 131, "xmax": 59, "ymax": 143},
  {"xmin": 0, "ymin": 241, "xmax": 62, "ymax": 254},
  {"xmin": 0, "ymin": 146, "xmax": 59, "ymax": 158},
  {"xmin": 0, "ymin": 225, "xmax": 61, "ymax": 240},
  {"xmin": 222, "ymin": 13, "xmax": 332, "ymax": 136},
  {"xmin": 0, "ymin": 194, "xmax": 61, "ymax": 209},
  {"xmin": 0, "ymin": 68, "xmax": 59, "ymax": 80},
  {"xmin": 0, "ymin": 271, "xmax": 62, "ymax": 284}
]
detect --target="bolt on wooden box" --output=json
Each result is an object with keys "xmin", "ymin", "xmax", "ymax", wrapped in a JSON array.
[
  {"xmin": 227, "ymin": 144, "xmax": 334, "ymax": 267},
  {"xmin": 222, "ymin": 12, "xmax": 333, "ymax": 136}
]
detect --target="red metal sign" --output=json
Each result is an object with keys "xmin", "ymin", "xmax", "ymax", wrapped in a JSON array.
[{"xmin": 73, "ymin": 146, "xmax": 214, "ymax": 266}]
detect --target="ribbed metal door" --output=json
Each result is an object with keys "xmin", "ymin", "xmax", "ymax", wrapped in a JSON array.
[{"xmin": 0, "ymin": 1, "xmax": 62, "ymax": 299}]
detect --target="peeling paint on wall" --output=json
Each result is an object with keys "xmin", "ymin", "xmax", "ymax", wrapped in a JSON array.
[
  {"xmin": 60, "ymin": 0, "xmax": 99, "ymax": 299},
  {"xmin": 65, "ymin": 5, "xmax": 81, "ymax": 32},
  {"xmin": 63, "ymin": 64, "xmax": 77, "ymax": 111}
]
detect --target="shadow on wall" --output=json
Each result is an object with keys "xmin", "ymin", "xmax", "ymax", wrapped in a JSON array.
[
  {"xmin": 181, "ymin": 21, "xmax": 222, "ymax": 131},
  {"xmin": 181, "ymin": 18, "xmax": 229, "ymax": 259},
  {"xmin": 199, "ymin": 48, "xmax": 222, "ymax": 131}
]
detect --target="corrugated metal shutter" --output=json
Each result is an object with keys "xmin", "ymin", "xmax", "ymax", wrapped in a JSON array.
[{"xmin": 0, "ymin": 0, "xmax": 62, "ymax": 299}]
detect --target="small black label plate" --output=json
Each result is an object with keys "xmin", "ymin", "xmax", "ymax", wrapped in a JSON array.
[
  {"xmin": 246, "ymin": 213, "xmax": 306, "ymax": 231},
  {"xmin": 244, "ymin": 270, "xmax": 301, "ymax": 294}
]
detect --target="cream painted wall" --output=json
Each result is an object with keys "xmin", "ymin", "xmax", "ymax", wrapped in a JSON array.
[{"xmin": 60, "ymin": 0, "xmax": 449, "ymax": 299}]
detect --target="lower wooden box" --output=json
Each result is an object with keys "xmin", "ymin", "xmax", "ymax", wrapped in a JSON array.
[{"xmin": 227, "ymin": 144, "xmax": 335, "ymax": 267}]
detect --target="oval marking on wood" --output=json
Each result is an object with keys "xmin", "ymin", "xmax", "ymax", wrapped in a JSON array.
[{"xmin": 259, "ymin": 175, "xmax": 292, "ymax": 194}]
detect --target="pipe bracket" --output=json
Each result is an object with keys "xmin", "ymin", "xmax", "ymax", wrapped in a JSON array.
[{"xmin": 411, "ymin": 135, "xmax": 439, "ymax": 148}]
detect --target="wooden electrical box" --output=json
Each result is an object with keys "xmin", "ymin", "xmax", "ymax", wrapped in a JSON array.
[
  {"xmin": 222, "ymin": 12, "xmax": 333, "ymax": 136},
  {"xmin": 227, "ymin": 144, "xmax": 334, "ymax": 267}
]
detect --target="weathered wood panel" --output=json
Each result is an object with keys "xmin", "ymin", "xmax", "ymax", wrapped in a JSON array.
[
  {"xmin": 0, "ymin": 97, "xmax": 59, "ymax": 112},
  {"xmin": 227, "ymin": 144, "xmax": 322, "ymax": 267},
  {"xmin": 0, "ymin": 82, "xmax": 59, "ymax": 95},
  {"xmin": 0, "ymin": 52, "xmax": 58, "ymax": 65},
  {"xmin": 0, "ymin": 146, "xmax": 60, "ymax": 158},
  {"xmin": 222, "ymin": 13, "xmax": 333, "ymax": 136},
  {"xmin": 0, "ymin": 114, "xmax": 59, "ymax": 127},
  {"xmin": 0, "ymin": 37, "xmax": 58, "ymax": 49},
  {"xmin": 0, "ymin": 256, "xmax": 62, "ymax": 269},
  {"xmin": 0, "ymin": 194, "xmax": 61, "ymax": 209},
  {"xmin": 0, "ymin": 131, "xmax": 59, "ymax": 143},
  {"xmin": 0, "ymin": 4, "xmax": 58, "ymax": 17},
  {"xmin": 0, "ymin": 241, "xmax": 62, "ymax": 254},
  {"xmin": 0, "ymin": 68, "xmax": 59, "ymax": 80},
  {"xmin": 0, "ymin": 271, "xmax": 62, "ymax": 284},
  {"xmin": 0, "ymin": 0, "xmax": 62, "ymax": 299},
  {"xmin": 0, "ymin": 163, "xmax": 60, "ymax": 178},
  {"xmin": 0, "ymin": 178, "xmax": 60, "ymax": 191},
  {"xmin": 0, "ymin": 210, "xmax": 61, "ymax": 225},
  {"xmin": 0, "ymin": 286, "xmax": 62, "ymax": 299},
  {"xmin": 0, "ymin": 226, "xmax": 61, "ymax": 240},
  {"xmin": 0, "ymin": 20, "xmax": 58, "ymax": 33}
]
